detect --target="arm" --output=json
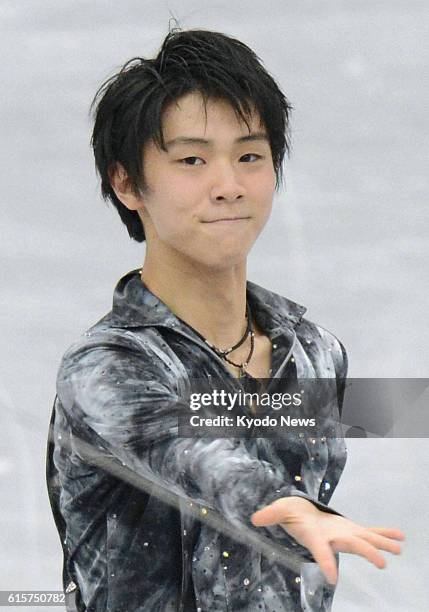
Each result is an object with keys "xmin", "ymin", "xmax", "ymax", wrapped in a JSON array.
[
  {"xmin": 251, "ymin": 338, "xmax": 405, "ymax": 584},
  {"xmin": 56, "ymin": 331, "xmax": 342, "ymax": 528}
]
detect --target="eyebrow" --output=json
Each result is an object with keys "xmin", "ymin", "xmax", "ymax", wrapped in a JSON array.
[{"xmin": 164, "ymin": 132, "xmax": 269, "ymax": 149}]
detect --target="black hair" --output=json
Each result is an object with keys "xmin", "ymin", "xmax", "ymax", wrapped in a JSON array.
[{"xmin": 90, "ymin": 28, "xmax": 292, "ymax": 242}]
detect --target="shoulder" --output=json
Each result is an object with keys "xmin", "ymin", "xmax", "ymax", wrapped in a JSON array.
[
  {"xmin": 56, "ymin": 322, "xmax": 185, "ymax": 398},
  {"xmin": 297, "ymin": 317, "xmax": 347, "ymax": 368},
  {"xmin": 248, "ymin": 281, "xmax": 347, "ymax": 376}
]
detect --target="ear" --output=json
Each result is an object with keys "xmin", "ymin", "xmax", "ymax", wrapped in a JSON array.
[{"xmin": 108, "ymin": 162, "xmax": 144, "ymax": 211}]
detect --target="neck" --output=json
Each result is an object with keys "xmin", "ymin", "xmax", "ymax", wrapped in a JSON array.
[{"xmin": 140, "ymin": 249, "xmax": 248, "ymax": 351}]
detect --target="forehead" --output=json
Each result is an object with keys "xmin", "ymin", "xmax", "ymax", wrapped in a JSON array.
[{"xmin": 161, "ymin": 91, "xmax": 265, "ymax": 138}]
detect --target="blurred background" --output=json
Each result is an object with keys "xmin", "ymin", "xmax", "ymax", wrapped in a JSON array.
[{"xmin": 1, "ymin": 0, "xmax": 428, "ymax": 609}]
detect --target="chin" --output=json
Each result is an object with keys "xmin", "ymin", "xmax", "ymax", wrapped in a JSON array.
[
  {"xmin": 177, "ymin": 234, "xmax": 255, "ymax": 269},
  {"xmin": 200, "ymin": 249, "xmax": 250, "ymax": 270}
]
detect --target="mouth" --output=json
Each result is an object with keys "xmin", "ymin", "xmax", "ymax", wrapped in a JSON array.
[{"xmin": 202, "ymin": 217, "xmax": 251, "ymax": 224}]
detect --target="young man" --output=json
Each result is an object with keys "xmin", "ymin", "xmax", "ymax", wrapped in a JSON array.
[{"xmin": 47, "ymin": 29, "xmax": 404, "ymax": 612}]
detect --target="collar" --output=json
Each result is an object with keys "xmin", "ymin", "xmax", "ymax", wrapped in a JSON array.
[{"xmin": 109, "ymin": 269, "xmax": 307, "ymax": 337}]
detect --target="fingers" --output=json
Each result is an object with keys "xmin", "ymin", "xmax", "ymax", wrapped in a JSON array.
[
  {"xmin": 367, "ymin": 527, "xmax": 406, "ymax": 541},
  {"xmin": 251, "ymin": 505, "xmax": 280, "ymax": 527},
  {"xmin": 358, "ymin": 531, "xmax": 402, "ymax": 555},
  {"xmin": 331, "ymin": 536, "xmax": 386, "ymax": 569},
  {"xmin": 306, "ymin": 537, "xmax": 338, "ymax": 585},
  {"xmin": 251, "ymin": 505, "xmax": 406, "ymax": 584}
]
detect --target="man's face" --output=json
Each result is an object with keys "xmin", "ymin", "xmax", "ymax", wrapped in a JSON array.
[{"xmin": 130, "ymin": 91, "xmax": 277, "ymax": 269}]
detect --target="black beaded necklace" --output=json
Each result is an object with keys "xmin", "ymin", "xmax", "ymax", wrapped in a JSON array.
[{"xmin": 206, "ymin": 303, "xmax": 255, "ymax": 377}]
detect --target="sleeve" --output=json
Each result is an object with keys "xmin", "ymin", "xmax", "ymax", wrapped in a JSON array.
[
  {"xmin": 334, "ymin": 339, "xmax": 348, "ymax": 420},
  {"xmin": 56, "ymin": 332, "xmax": 343, "ymax": 529},
  {"xmin": 318, "ymin": 337, "xmax": 348, "ymax": 506},
  {"xmin": 255, "ymin": 334, "xmax": 348, "ymax": 560}
]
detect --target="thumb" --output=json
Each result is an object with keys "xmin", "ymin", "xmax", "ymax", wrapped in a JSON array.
[{"xmin": 251, "ymin": 503, "xmax": 281, "ymax": 527}]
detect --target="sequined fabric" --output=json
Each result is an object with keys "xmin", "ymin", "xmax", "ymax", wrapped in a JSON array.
[{"xmin": 46, "ymin": 269, "xmax": 348, "ymax": 611}]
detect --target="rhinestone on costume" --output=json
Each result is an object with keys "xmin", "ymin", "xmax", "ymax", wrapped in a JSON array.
[
  {"xmin": 321, "ymin": 437, "xmax": 326, "ymax": 442},
  {"xmin": 324, "ymin": 482, "xmax": 331, "ymax": 490},
  {"xmin": 291, "ymin": 357, "xmax": 295, "ymax": 363},
  {"xmin": 306, "ymin": 339, "xmax": 311, "ymax": 344},
  {"xmin": 295, "ymin": 576, "xmax": 301, "ymax": 583},
  {"xmin": 294, "ymin": 475, "xmax": 302, "ymax": 481},
  {"xmin": 273, "ymin": 344, "xmax": 278, "ymax": 349},
  {"xmin": 143, "ymin": 542, "xmax": 149, "ymax": 547},
  {"xmin": 200, "ymin": 507, "xmax": 208, "ymax": 516},
  {"xmin": 222, "ymin": 551, "xmax": 229, "ymax": 558},
  {"xmin": 243, "ymin": 578, "xmax": 250, "ymax": 586},
  {"xmin": 204, "ymin": 546, "xmax": 210, "ymax": 551}
]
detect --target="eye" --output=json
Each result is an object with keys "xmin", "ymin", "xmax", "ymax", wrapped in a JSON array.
[
  {"xmin": 179, "ymin": 156, "xmax": 205, "ymax": 166},
  {"xmin": 240, "ymin": 153, "xmax": 263, "ymax": 162},
  {"xmin": 177, "ymin": 154, "xmax": 263, "ymax": 165}
]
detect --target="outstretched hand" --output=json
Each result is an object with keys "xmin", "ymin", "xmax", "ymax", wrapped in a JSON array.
[{"xmin": 251, "ymin": 496, "xmax": 405, "ymax": 585}]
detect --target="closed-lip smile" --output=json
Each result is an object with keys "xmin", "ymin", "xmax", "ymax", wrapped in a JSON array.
[{"xmin": 202, "ymin": 216, "xmax": 251, "ymax": 223}]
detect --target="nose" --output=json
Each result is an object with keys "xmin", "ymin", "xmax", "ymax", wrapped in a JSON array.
[{"xmin": 209, "ymin": 162, "xmax": 245, "ymax": 203}]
